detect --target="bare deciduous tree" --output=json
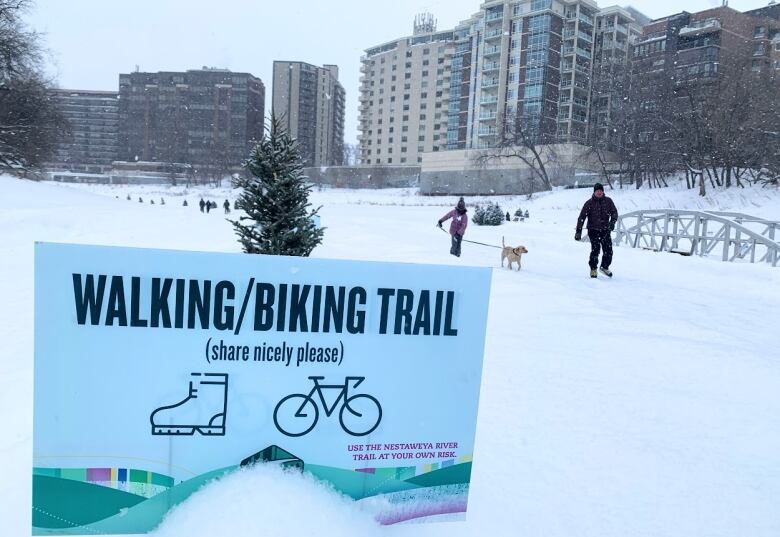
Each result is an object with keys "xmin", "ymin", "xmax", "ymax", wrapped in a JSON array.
[
  {"xmin": 473, "ymin": 113, "xmax": 556, "ymax": 197},
  {"xmin": 0, "ymin": 0, "xmax": 66, "ymax": 172}
]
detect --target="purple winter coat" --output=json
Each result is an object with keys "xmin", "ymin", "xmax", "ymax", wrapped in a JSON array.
[{"xmin": 440, "ymin": 208, "xmax": 468, "ymax": 236}]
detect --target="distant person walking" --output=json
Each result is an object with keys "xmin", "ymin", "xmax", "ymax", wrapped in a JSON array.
[
  {"xmin": 438, "ymin": 197, "xmax": 468, "ymax": 258},
  {"xmin": 199, "ymin": 198, "xmax": 205, "ymax": 213},
  {"xmin": 575, "ymin": 183, "xmax": 618, "ymax": 278},
  {"xmin": 223, "ymin": 199, "xmax": 231, "ymax": 214},
  {"xmin": 206, "ymin": 201, "xmax": 212, "ymax": 214}
]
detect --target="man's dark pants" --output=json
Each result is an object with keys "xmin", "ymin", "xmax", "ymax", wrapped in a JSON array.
[{"xmin": 588, "ymin": 229, "xmax": 613, "ymax": 269}]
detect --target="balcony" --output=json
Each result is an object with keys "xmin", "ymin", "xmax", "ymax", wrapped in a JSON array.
[
  {"xmin": 480, "ymin": 96, "xmax": 499, "ymax": 105},
  {"xmin": 561, "ymin": 79, "xmax": 589, "ymax": 91},
  {"xmin": 679, "ymin": 19, "xmax": 721, "ymax": 37},
  {"xmin": 484, "ymin": 46, "xmax": 501, "ymax": 56},
  {"xmin": 482, "ymin": 79, "xmax": 500, "ymax": 88},
  {"xmin": 478, "ymin": 128, "xmax": 498, "ymax": 136},
  {"xmin": 566, "ymin": 29, "xmax": 592, "ymax": 42},
  {"xmin": 478, "ymin": 112, "xmax": 498, "ymax": 121},
  {"xmin": 572, "ymin": 97, "xmax": 589, "ymax": 107},
  {"xmin": 573, "ymin": 47, "xmax": 592, "ymax": 59},
  {"xmin": 579, "ymin": 13, "xmax": 594, "ymax": 26},
  {"xmin": 486, "ymin": 12, "xmax": 503, "ymax": 23},
  {"xmin": 483, "ymin": 61, "xmax": 501, "ymax": 72},
  {"xmin": 484, "ymin": 29, "xmax": 503, "ymax": 40}
]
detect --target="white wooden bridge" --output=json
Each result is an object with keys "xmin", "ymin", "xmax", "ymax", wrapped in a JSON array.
[{"xmin": 614, "ymin": 210, "xmax": 780, "ymax": 266}]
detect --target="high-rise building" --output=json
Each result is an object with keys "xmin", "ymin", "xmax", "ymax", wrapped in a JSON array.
[
  {"xmin": 117, "ymin": 68, "xmax": 264, "ymax": 168},
  {"xmin": 632, "ymin": 7, "xmax": 780, "ymax": 84},
  {"xmin": 48, "ymin": 89, "xmax": 119, "ymax": 172},
  {"xmin": 445, "ymin": 0, "xmax": 607, "ymax": 150},
  {"xmin": 272, "ymin": 61, "xmax": 346, "ymax": 167},
  {"xmin": 745, "ymin": 3, "xmax": 780, "ymax": 74},
  {"xmin": 358, "ymin": 15, "xmax": 455, "ymax": 165},
  {"xmin": 589, "ymin": 6, "xmax": 643, "ymax": 150}
]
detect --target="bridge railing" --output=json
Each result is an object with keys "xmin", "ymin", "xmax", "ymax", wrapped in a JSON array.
[{"xmin": 614, "ymin": 210, "xmax": 780, "ymax": 267}]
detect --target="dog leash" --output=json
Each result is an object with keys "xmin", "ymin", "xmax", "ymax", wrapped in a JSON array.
[{"xmin": 437, "ymin": 226, "xmax": 502, "ymax": 249}]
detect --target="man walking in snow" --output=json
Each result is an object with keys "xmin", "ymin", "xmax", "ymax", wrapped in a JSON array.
[
  {"xmin": 575, "ymin": 183, "xmax": 618, "ymax": 278},
  {"xmin": 438, "ymin": 197, "xmax": 468, "ymax": 258},
  {"xmin": 223, "ymin": 199, "xmax": 231, "ymax": 214},
  {"xmin": 199, "ymin": 198, "xmax": 205, "ymax": 213}
]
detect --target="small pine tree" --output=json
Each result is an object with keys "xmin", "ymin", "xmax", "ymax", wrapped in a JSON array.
[
  {"xmin": 231, "ymin": 116, "xmax": 324, "ymax": 256},
  {"xmin": 483, "ymin": 202, "xmax": 504, "ymax": 225},
  {"xmin": 472, "ymin": 205, "xmax": 486, "ymax": 225}
]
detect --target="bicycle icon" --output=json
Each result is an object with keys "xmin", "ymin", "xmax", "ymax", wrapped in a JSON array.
[{"xmin": 273, "ymin": 376, "xmax": 382, "ymax": 437}]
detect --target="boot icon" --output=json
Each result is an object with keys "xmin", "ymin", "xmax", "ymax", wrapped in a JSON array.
[{"xmin": 150, "ymin": 373, "xmax": 228, "ymax": 436}]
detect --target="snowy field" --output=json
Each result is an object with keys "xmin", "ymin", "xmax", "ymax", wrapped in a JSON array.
[{"xmin": 1, "ymin": 175, "xmax": 779, "ymax": 537}]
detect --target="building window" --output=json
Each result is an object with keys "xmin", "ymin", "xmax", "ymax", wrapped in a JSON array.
[{"xmin": 755, "ymin": 26, "xmax": 767, "ymax": 38}]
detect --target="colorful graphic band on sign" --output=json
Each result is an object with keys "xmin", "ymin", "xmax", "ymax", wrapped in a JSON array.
[{"xmin": 33, "ymin": 243, "xmax": 491, "ymax": 534}]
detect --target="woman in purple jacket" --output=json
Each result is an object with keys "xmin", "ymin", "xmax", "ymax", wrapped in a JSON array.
[{"xmin": 438, "ymin": 197, "xmax": 468, "ymax": 257}]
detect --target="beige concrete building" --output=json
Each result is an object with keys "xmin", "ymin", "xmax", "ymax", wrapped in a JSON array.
[
  {"xmin": 273, "ymin": 61, "xmax": 345, "ymax": 167},
  {"xmin": 358, "ymin": 15, "xmax": 456, "ymax": 165}
]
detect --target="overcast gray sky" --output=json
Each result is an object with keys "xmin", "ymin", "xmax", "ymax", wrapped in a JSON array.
[{"xmin": 28, "ymin": 0, "xmax": 773, "ymax": 145}]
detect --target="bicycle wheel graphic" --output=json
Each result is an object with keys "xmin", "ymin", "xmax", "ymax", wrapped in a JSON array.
[
  {"xmin": 339, "ymin": 394, "xmax": 382, "ymax": 436},
  {"xmin": 274, "ymin": 394, "xmax": 319, "ymax": 437}
]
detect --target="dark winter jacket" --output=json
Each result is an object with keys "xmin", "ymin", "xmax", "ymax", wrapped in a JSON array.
[
  {"xmin": 440, "ymin": 208, "xmax": 468, "ymax": 237},
  {"xmin": 576, "ymin": 195, "xmax": 618, "ymax": 233}
]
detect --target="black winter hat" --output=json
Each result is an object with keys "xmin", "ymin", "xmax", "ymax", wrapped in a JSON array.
[
  {"xmin": 593, "ymin": 183, "xmax": 604, "ymax": 192},
  {"xmin": 456, "ymin": 197, "xmax": 466, "ymax": 210}
]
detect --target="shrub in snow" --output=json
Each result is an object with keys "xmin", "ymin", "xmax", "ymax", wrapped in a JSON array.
[{"xmin": 472, "ymin": 202, "xmax": 504, "ymax": 226}]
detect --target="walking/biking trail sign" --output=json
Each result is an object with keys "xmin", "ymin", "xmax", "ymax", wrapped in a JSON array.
[{"xmin": 33, "ymin": 243, "xmax": 492, "ymax": 534}]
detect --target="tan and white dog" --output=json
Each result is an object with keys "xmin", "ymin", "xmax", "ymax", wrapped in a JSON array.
[{"xmin": 501, "ymin": 237, "xmax": 529, "ymax": 271}]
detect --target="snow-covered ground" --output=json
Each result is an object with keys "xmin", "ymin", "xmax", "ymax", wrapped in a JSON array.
[{"xmin": 2, "ymin": 175, "xmax": 779, "ymax": 537}]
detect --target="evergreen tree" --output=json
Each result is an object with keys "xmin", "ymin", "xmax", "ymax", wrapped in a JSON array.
[
  {"xmin": 472, "ymin": 202, "xmax": 504, "ymax": 226},
  {"xmin": 231, "ymin": 116, "xmax": 324, "ymax": 256}
]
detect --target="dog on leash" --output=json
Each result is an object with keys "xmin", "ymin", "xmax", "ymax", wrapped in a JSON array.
[{"xmin": 501, "ymin": 237, "xmax": 529, "ymax": 271}]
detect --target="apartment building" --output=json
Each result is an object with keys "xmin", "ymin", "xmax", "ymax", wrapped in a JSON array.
[
  {"xmin": 358, "ymin": 15, "xmax": 455, "ymax": 165},
  {"xmin": 47, "ymin": 89, "xmax": 119, "ymax": 172},
  {"xmin": 272, "ymin": 61, "xmax": 346, "ymax": 167},
  {"xmin": 117, "ymin": 68, "xmax": 265, "ymax": 168},
  {"xmin": 589, "ymin": 6, "xmax": 643, "ymax": 149},
  {"xmin": 444, "ymin": 0, "xmax": 612, "ymax": 150},
  {"xmin": 745, "ymin": 3, "xmax": 780, "ymax": 73}
]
